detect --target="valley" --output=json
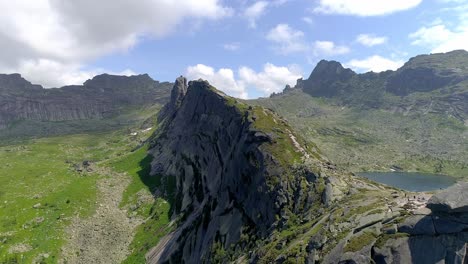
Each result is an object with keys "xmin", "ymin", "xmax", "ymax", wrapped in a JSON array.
[{"xmin": 0, "ymin": 51, "xmax": 467, "ymax": 263}]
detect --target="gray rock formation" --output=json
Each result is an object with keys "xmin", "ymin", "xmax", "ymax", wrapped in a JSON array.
[
  {"xmin": 372, "ymin": 184, "xmax": 468, "ymax": 263},
  {"xmin": 146, "ymin": 79, "xmax": 331, "ymax": 263},
  {"xmin": 157, "ymin": 76, "xmax": 187, "ymax": 121},
  {"xmin": 427, "ymin": 182, "xmax": 468, "ymax": 213}
]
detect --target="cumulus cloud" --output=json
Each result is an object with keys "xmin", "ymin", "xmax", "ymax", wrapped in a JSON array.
[
  {"xmin": 266, "ymin": 24, "xmax": 349, "ymax": 58},
  {"xmin": 186, "ymin": 64, "xmax": 248, "ymax": 99},
  {"xmin": 186, "ymin": 63, "xmax": 302, "ymax": 98},
  {"xmin": 2, "ymin": 59, "xmax": 136, "ymax": 88},
  {"xmin": 314, "ymin": 0, "xmax": 422, "ymax": 16},
  {"xmin": 346, "ymin": 55, "xmax": 404, "ymax": 72},
  {"xmin": 409, "ymin": 24, "xmax": 468, "ymax": 53},
  {"xmin": 356, "ymin": 34, "xmax": 388, "ymax": 47},
  {"xmin": 266, "ymin": 24, "xmax": 308, "ymax": 54},
  {"xmin": 239, "ymin": 63, "xmax": 302, "ymax": 95},
  {"xmin": 312, "ymin": 41, "xmax": 350, "ymax": 56},
  {"xmin": 244, "ymin": 1, "xmax": 269, "ymax": 28},
  {"xmin": 0, "ymin": 0, "xmax": 232, "ymax": 87}
]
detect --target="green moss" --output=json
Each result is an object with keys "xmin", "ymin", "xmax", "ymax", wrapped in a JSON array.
[
  {"xmin": 344, "ymin": 232, "xmax": 376, "ymax": 252},
  {"xmin": 0, "ymin": 134, "xmax": 114, "ymax": 262},
  {"xmin": 251, "ymin": 107, "xmax": 304, "ymax": 167},
  {"xmin": 122, "ymin": 199, "xmax": 173, "ymax": 264},
  {"xmin": 374, "ymin": 233, "xmax": 409, "ymax": 248}
]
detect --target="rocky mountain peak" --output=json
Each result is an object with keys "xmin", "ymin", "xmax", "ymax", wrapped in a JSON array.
[
  {"xmin": 169, "ymin": 76, "xmax": 188, "ymax": 109},
  {"xmin": 146, "ymin": 78, "xmax": 342, "ymax": 263},
  {"xmin": 307, "ymin": 60, "xmax": 355, "ymax": 80},
  {"xmin": 302, "ymin": 60, "xmax": 356, "ymax": 97}
]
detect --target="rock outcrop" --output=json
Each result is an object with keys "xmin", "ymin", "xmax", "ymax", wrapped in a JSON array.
[
  {"xmin": 372, "ymin": 184, "xmax": 468, "ymax": 264},
  {"xmin": 427, "ymin": 182, "xmax": 468, "ymax": 213}
]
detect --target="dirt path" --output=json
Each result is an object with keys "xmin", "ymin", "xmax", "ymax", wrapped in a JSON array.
[{"xmin": 60, "ymin": 168, "xmax": 142, "ymax": 264}]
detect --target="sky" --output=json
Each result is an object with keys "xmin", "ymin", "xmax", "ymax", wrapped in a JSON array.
[{"xmin": 0, "ymin": 0, "xmax": 467, "ymax": 99}]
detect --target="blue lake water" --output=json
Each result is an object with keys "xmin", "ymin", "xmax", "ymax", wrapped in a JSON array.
[{"xmin": 359, "ymin": 172, "xmax": 457, "ymax": 192}]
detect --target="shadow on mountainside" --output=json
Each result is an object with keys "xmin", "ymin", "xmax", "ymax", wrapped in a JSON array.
[{"xmin": 137, "ymin": 152, "xmax": 176, "ymax": 217}]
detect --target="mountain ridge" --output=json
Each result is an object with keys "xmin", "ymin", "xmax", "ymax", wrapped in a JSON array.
[{"xmin": 0, "ymin": 73, "xmax": 172, "ymax": 137}]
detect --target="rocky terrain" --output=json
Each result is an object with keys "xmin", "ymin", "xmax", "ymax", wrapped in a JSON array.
[
  {"xmin": 61, "ymin": 166, "xmax": 143, "ymax": 264},
  {"xmin": 0, "ymin": 73, "xmax": 172, "ymax": 138},
  {"xmin": 141, "ymin": 78, "xmax": 467, "ymax": 263}
]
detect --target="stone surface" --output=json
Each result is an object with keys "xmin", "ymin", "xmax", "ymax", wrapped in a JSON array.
[
  {"xmin": 373, "ymin": 233, "xmax": 468, "ymax": 264},
  {"xmin": 398, "ymin": 215, "xmax": 436, "ymax": 235},
  {"xmin": 427, "ymin": 182, "xmax": 468, "ymax": 213}
]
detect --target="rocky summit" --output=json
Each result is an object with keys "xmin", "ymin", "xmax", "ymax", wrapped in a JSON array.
[{"xmin": 141, "ymin": 78, "xmax": 467, "ymax": 263}]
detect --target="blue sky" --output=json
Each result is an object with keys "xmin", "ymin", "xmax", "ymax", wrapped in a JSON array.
[{"xmin": 1, "ymin": 0, "xmax": 467, "ymax": 98}]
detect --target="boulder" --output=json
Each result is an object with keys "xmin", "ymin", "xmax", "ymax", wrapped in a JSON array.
[
  {"xmin": 427, "ymin": 182, "xmax": 468, "ymax": 213},
  {"xmin": 398, "ymin": 215, "xmax": 435, "ymax": 235}
]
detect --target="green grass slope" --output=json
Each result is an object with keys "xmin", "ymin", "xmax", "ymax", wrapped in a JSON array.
[{"xmin": 252, "ymin": 89, "xmax": 468, "ymax": 178}]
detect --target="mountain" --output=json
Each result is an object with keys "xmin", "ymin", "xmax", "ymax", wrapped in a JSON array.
[
  {"xmin": 142, "ymin": 78, "xmax": 468, "ymax": 263},
  {"xmin": 0, "ymin": 73, "xmax": 172, "ymax": 138},
  {"xmin": 292, "ymin": 50, "xmax": 468, "ymax": 120},
  {"xmin": 259, "ymin": 51, "xmax": 468, "ymax": 178}
]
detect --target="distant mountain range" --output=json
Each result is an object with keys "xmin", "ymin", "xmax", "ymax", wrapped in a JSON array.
[
  {"xmin": 0, "ymin": 73, "xmax": 172, "ymax": 138},
  {"xmin": 257, "ymin": 50, "xmax": 468, "ymax": 177},
  {"xmin": 275, "ymin": 50, "xmax": 468, "ymax": 122}
]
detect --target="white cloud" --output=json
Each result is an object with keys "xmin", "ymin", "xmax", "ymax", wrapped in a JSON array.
[
  {"xmin": 239, "ymin": 63, "xmax": 302, "ymax": 95},
  {"xmin": 186, "ymin": 63, "xmax": 302, "ymax": 98},
  {"xmin": 0, "ymin": 0, "xmax": 232, "ymax": 87},
  {"xmin": 356, "ymin": 34, "xmax": 388, "ymax": 47},
  {"xmin": 244, "ymin": 1, "xmax": 269, "ymax": 28},
  {"xmin": 243, "ymin": 0, "xmax": 288, "ymax": 28},
  {"xmin": 302, "ymin": 17, "xmax": 314, "ymax": 25},
  {"xmin": 223, "ymin": 43, "xmax": 240, "ymax": 51},
  {"xmin": 346, "ymin": 55, "xmax": 404, "ymax": 72},
  {"xmin": 186, "ymin": 64, "xmax": 249, "ymax": 99},
  {"xmin": 265, "ymin": 24, "xmax": 350, "ymax": 58},
  {"xmin": 1, "ymin": 59, "xmax": 135, "ymax": 88},
  {"xmin": 266, "ymin": 24, "xmax": 308, "ymax": 54},
  {"xmin": 313, "ymin": 41, "xmax": 350, "ymax": 56},
  {"xmin": 409, "ymin": 24, "xmax": 468, "ymax": 53},
  {"xmin": 314, "ymin": 0, "xmax": 422, "ymax": 16}
]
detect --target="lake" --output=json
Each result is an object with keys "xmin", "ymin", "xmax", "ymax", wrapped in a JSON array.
[{"xmin": 359, "ymin": 172, "xmax": 457, "ymax": 192}]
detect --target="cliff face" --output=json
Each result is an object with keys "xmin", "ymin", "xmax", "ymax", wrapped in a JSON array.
[
  {"xmin": 0, "ymin": 73, "xmax": 171, "ymax": 129},
  {"xmin": 147, "ymin": 78, "xmax": 337, "ymax": 263}
]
